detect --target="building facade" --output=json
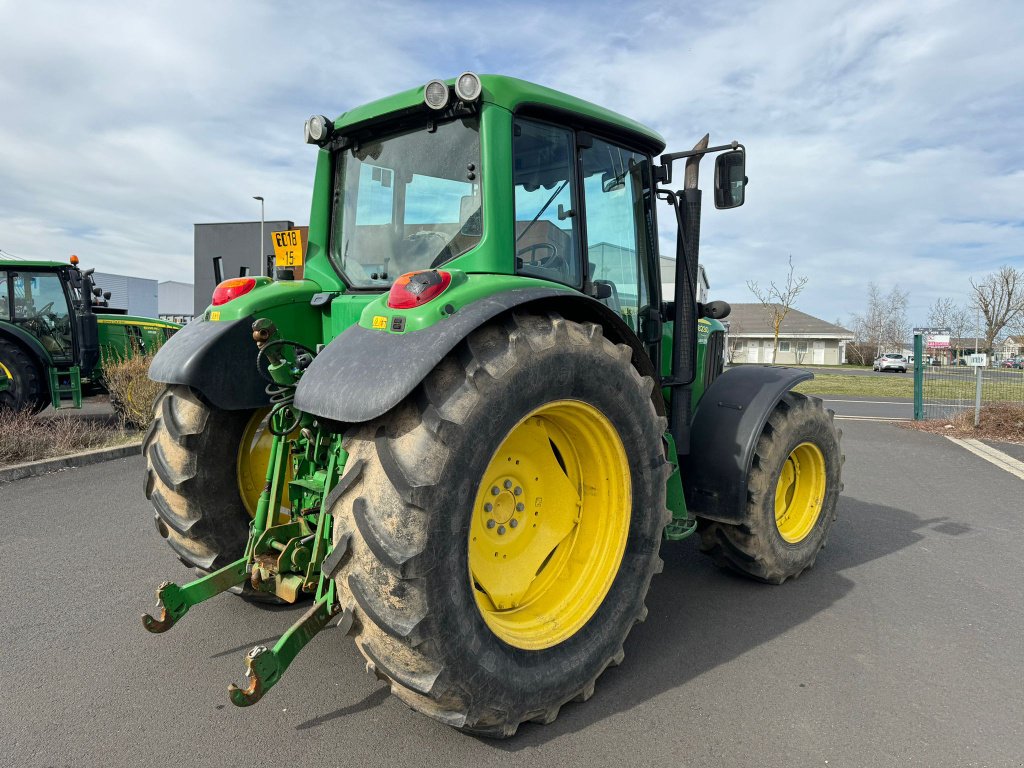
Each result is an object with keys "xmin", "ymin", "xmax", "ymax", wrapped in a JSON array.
[
  {"xmin": 726, "ymin": 303, "xmax": 855, "ymax": 366},
  {"xmin": 93, "ymin": 271, "xmax": 159, "ymax": 317},
  {"xmin": 193, "ymin": 220, "xmax": 295, "ymax": 315}
]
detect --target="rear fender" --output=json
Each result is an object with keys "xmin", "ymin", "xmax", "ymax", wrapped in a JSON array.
[
  {"xmin": 681, "ymin": 366, "xmax": 813, "ymax": 524},
  {"xmin": 148, "ymin": 317, "xmax": 269, "ymax": 410},
  {"xmin": 294, "ymin": 288, "xmax": 663, "ymax": 424}
]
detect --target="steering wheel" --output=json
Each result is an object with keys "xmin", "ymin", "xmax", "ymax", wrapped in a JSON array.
[
  {"xmin": 35, "ymin": 301, "xmax": 54, "ymax": 318},
  {"xmin": 516, "ymin": 243, "xmax": 557, "ymax": 265}
]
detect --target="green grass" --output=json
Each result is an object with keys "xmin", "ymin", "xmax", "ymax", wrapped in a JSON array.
[
  {"xmin": 794, "ymin": 374, "xmax": 913, "ymax": 398},
  {"xmin": 795, "ymin": 370, "xmax": 1024, "ymax": 401}
]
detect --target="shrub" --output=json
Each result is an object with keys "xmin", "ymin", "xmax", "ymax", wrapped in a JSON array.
[
  {"xmin": 102, "ymin": 352, "xmax": 162, "ymax": 429},
  {"xmin": 0, "ymin": 409, "xmax": 130, "ymax": 466}
]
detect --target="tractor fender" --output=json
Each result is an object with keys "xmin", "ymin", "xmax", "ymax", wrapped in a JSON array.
[
  {"xmin": 681, "ymin": 365, "xmax": 813, "ymax": 524},
  {"xmin": 0, "ymin": 324, "xmax": 51, "ymax": 369},
  {"xmin": 294, "ymin": 288, "xmax": 661, "ymax": 424},
  {"xmin": 148, "ymin": 317, "xmax": 269, "ymax": 410}
]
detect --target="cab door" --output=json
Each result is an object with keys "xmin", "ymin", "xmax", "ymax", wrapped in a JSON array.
[{"xmin": 578, "ymin": 136, "xmax": 659, "ymax": 349}]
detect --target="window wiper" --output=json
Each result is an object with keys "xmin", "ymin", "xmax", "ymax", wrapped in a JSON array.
[{"xmin": 516, "ymin": 179, "xmax": 568, "ymax": 242}]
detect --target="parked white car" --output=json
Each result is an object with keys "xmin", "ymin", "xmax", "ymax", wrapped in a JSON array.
[{"xmin": 873, "ymin": 353, "xmax": 908, "ymax": 373}]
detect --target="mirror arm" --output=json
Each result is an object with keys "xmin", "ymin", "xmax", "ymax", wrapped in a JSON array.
[{"xmin": 656, "ymin": 140, "xmax": 744, "ymax": 186}]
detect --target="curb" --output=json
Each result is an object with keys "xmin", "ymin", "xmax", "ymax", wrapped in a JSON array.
[{"xmin": 0, "ymin": 441, "xmax": 143, "ymax": 484}]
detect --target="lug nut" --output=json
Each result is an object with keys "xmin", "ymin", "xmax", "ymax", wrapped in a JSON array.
[
  {"xmin": 516, "ymin": 502, "xmax": 525, "ymax": 512},
  {"xmin": 503, "ymin": 479, "xmax": 512, "ymax": 489},
  {"xmin": 497, "ymin": 525, "xmax": 506, "ymax": 535},
  {"xmin": 487, "ymin": 519, "xmax": 496, "ymax": 529},
  {"xmin": 510, "ymin": 519, "xmax": 518, "ymax": 529},
  {"xmin": 484, "ymin": 503, "xmax": 493, "ymax": 513},
  {"xmin": 514, "ymin": 486, "xmax": 522, "ymax": 496},
  {"xmin": 491, "ymin": 486, "xmax": 500, "ymax": 496}
]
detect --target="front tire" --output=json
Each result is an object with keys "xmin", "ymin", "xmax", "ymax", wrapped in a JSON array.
[
  {"xmin": 328, "ymin": 313, "xmax": 669, "ymax": 736},
  {"xmin": 698, "ymin": 392, "xmax": 843, "ymax": 584},
  {"xmin": 0, "ymin": 339, "xmax": 45, "ymax": 413}
]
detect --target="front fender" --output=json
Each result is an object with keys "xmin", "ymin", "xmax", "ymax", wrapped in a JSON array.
[{"xmin": 681, "ymin": 365, "xmax": 813, "ymax": 524}]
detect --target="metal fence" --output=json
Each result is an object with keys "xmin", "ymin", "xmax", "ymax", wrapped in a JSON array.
[{"xmin": 914, "ymin": 335, "xmax": 1024, "ymax": 421}]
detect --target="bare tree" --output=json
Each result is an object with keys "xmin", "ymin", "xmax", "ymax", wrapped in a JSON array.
[
  {"xmin": 927, "ymin": 296, "xmax": 973, "ymax": 359},
  {"xmin": 746, "ymin": 255, "xmax": 808, "ymax": 364},
  {"xmin": 848, "ymin": 282, "xmax": 910, "ymax": 361},
  {"xmin": 970, "ymin": 266, "xmax": 1024, "ymax": 353}
]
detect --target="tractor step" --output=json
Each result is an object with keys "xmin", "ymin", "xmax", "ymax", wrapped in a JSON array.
[{"xmin": 47, "ymin": 366, "xmax": 82, "ymax": 409}]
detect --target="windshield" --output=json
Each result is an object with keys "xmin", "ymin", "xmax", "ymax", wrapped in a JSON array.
[{"xmin": 329, "ymin": 117, "xmax": 482, "ymax": 288}]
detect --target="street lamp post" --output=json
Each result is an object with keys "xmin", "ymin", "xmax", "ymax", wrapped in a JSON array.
[{"xmin": 253, "ymin": 195, "xmax": 265, "ymax": 276}]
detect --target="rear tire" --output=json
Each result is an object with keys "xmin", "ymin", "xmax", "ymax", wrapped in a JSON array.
[
  {"xmin": 698, "ymin": 392, "xmax": 843, "ymax": 584},
  {"xmin": 143, "ymin": 385, "xmax": 277, "ymax": 602},
  {"xmin": 328, "ymin": 313, "xmax": 670, "ymax": 736},
  {"xmin": 0, "ymin": 338, "xmax": 46, "ymax": 413}
]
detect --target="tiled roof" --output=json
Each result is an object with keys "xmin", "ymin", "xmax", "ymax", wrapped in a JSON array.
[{"xmin": 725, "ymin": 303, "xmax": 854, "ymax": 337}]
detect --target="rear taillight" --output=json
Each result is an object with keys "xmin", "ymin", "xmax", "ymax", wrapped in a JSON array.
[
  {"xmin": 387, "ymin": 270, "xmax": 452, "ymax": 309},
  {"xmin": 212, "ymin": 277, "xmax": 257, "ymax": 306}
]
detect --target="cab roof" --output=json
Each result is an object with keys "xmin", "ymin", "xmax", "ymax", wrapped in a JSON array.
[
  {"xmin": 335, "ymin": 74, "xmax": 666, "ymax": 155},
  {"xmin": 0, "ymin": 260, "xmax": 70, "ymax": 270}
]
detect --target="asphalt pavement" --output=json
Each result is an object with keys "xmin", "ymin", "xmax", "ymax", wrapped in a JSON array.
[{"xmin": 3, "ymin": 421, "xmax": 1023, "ymax": 768}]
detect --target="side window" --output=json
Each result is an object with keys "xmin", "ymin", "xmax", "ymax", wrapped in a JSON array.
[
  {"xmin": 580, "ymin": 139, "xmax": 653, "ymax": 332},
  {"xmin": 513, "ymin": 119, "xmax": 580, "ymax": 287},
  {"xmin": 0, "ymin": 271, "xmax": 7, "ymax": 320}
]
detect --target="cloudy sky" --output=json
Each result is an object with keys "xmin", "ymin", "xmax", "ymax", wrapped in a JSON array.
[{"xmin": 1, "ymin": 0, "xmax": 1021, "ymax": 325}]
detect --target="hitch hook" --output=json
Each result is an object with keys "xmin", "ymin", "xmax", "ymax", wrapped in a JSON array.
[
  {"xmin": 142, "ymin": 581, "xmax": 187, "ymax": 633},
  {"xmin": 228, "ymin": 645, "xmax": 279, "ymax": 707}
]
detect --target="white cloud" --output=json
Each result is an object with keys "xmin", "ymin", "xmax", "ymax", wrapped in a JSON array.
[{"xmin": 0, "ymin": 0, "xmax": 1021, "ymax": 325}]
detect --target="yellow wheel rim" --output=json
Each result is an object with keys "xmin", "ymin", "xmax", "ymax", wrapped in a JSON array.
[
  {"xmin": 774, "ymin": 442, "xmax": 826, "ymax": 543},
  {"xmin": 0, "ymin": 361, "xmax": 12, "ymax": 380},
  {"xmin": 237, "ymin": 410, "xmax": 294, "ymax": 522},
  {"xmin": 468, "ymin": 399, "xmax": 631, "ymax": 650}
]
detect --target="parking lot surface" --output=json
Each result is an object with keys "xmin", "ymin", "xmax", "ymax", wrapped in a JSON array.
[{"xmin": 3, "ymin": 421, "xmax": 1023, "ymax": 768}]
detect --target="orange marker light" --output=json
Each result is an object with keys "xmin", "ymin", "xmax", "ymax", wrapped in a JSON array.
[{"xmin": 70, "ymin": 254, "xmax": 79, "ymax": 265}]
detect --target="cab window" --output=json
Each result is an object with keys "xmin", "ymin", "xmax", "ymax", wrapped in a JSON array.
[
  {"xmin": 580, "ymin": 138, "xmax": 654, "ymax": 332},
  {"xmin": 513, "ymin": 119, "xmax": 580, "ymax": 287},
  {"xmin": 11, "ymin": 271, "xmax": 73, "ymax": 360}
]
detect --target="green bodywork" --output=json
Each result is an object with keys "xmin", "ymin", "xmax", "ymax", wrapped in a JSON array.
[
  {"xmin": 94, "ymin": 314, "xmax": 181, "ymax": 377},
  {"xmin": 145, "ymin": 74, "xmax": 730, "ymax": 704}
]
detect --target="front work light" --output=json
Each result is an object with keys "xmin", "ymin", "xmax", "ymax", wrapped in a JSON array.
[
  {"xmin": 424, "ymin": 79, "xmax": 450, "ymax": 110},
  {"xmin": 212, "ymin": 277, "xmax": 257, "ymax": 306},
  {"xmin": 454, "ymin": 71, "xmax": 482, "ymax": 102},
  {"xmin": 387, "ymin": 270, "xmax": 452, "ymax": 309},
  {"xmin": 305, "ymin": 115, "xmax": 334, "ymax": 145}
]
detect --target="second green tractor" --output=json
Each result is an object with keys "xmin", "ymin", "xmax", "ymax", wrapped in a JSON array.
[{"xmin": 142, "ymin": 73, "xmax": 843, "ymax": 737}]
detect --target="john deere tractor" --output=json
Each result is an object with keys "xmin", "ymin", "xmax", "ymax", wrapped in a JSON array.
[
  {"xmin": 142, "ymin": 73, "xmax": 842, "ymax": 737},
  {"xmin": 0, "ymin": 256, "xmax": 179, "ymax": 413}
]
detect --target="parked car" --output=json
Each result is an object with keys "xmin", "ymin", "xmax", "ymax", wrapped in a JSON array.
[
  {"xmin": 873, "ymin": 353, "xmax": 908, "ymax": 373},
  {"xmin": 1003, "ymin": 357, "xmax": 1024, "ymax": 369}
]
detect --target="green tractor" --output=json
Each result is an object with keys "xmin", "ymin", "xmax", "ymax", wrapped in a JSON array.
[
  {"xmin": 0, "ymin": 257, "xmax": 102, "ymax": 411},
  {"xmin": 0, "ymin": 257, "xmax": 179, "ymax": 413},
  {"xmin": 142, "ymin": 73, "xmax": 842, "ymax": 737}
]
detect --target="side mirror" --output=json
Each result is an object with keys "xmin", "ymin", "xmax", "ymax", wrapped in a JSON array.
[{"xmin": 714, "ymin": 150, "xmax": 746, "ymax": 209}]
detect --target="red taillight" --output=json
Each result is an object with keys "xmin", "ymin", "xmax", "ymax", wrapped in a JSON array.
[
  {"xmin": 212, "ymin": 277, "xmax": 257, "ymax": 306},
  {"xmin": 387, "ymin": 270, "xmax": 452, "ymax": 309}
]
